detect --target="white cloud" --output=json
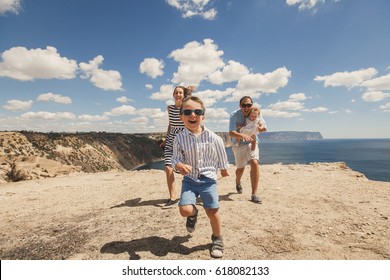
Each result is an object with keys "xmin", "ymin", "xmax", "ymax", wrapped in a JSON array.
[
  {"xmin": 286, "ymin": 0, "xmax": 322, "ymax": 11},
  {"xmin": 169, "ymin": 39, "xmax": 224, "ymax": 86},
  {"xmin": 128, "ymin": 117, "xmax": 149, "ymax": 126},
  {"xmin": 307, "ymin": 106, "xmax": 328, "ymax": 112},
  {"xmin": 3, "ymin": 99, "xmax": 33, "ymax": 111},
  {"xmin": 289, "ymin": 92, "xmax": 308, "ymax": 101},
  {"xmin": 150, "ymin": 84, "xmax": 176, "ymax": 103},
  {"xmin": 20, "ymin": 111, "xmax": 77, "ymax": 120},
  {"xmin": 37, "ymin": 92, "xmax": 72, "ymax": 104},
  {"xmin": 79, "ymin": 55, "xmax": 123, "ymax": 91},
  {"xmin": 145, "ymin": 84, "xmax": 153, "ymax": 90},
  {"xmin": 136, "ymin": 108, "xmax": 165, "ymax": 119},
  {"xmin": 360, "ymin": 74, "xmax": 390, "ymax": 91},
  {"xmin": 139, "ymin": 58, "xmax": 164, "ymax": 78},
  {"xmin": 314, "ymin": 67, "xmax": 377, "ymax": 89},
  {"xmin": 209, "ymin": 60, "xmax": 250, "ymax": 85},
  {"xmin": 0, "ymin": 0, "xmax": 21, "ymax": 15},
  {"xmin": 78, "ymin": 114, "xmax": 109, "ymax": 122},
  {"xmin": 0, "ymin": 46, "xmax": 78, "ymax": 81},
  {"xmin": 238, "ymin": 67, "xmax": 291, "ymax": 93},
  {"xmin": 361, "ymin": 91, "xmax": 390, "ymax": 102},
  {"xmin": 116, "ymin": 96, "xmax": 134, "ymax": 104},
  {"xmin": 195, "ymin": 88, "xmax": 233, "ymax": 107},
  {"xmin": 226, "ymin": 67, "xmax": 291, "ymax": 102},
  {"xmin": 380, "ymin": 102, "xmax": 390, "ymax": 112},
  {"xmin": 268, "ymin": 100, "xmax": 305, "ymax": 111},
  {"xmin": 106, "ymin": 105, "xmax": 137, "ymax": 116},
  {"xmin": 261, "ymin": 108, "xmax": 301, "ymax": 118},
  {"xmin": 166, "ymin": 0, "xmax": 217, "ymax": 20},
  {"xmin": 203, "ymin": 107, "xmax": 230, "ymax": 118},
  {"xmin": 286, "ymin": 0, "xmax": 340, "ymax": 11}
]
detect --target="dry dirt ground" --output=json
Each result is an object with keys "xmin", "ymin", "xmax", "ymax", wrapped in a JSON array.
[{"xmin": 0, "ymin": 163, "xmax": 389, "ymax": 260}]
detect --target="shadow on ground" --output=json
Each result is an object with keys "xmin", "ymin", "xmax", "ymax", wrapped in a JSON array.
[{"xmin": 101, "ymin": 235, "xmax": 209, "ymax": 259}]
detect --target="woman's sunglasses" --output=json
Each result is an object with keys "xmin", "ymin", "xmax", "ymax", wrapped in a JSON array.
[
  {"xmin": 180, "ymin": 109, "xmax": 205, "ymax": 116},
  {"xmin": 241, "ymin": 103, "xmax": 253, "ymax": 108}
]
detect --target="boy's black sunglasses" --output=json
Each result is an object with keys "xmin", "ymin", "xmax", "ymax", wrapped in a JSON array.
[
  {"xmin": 180, "ymin": 109, "xmax": 205, "ymax": 116},
  {"xmin": 241, "ymin": 103, "xmax": 253, "ymax": 108}
]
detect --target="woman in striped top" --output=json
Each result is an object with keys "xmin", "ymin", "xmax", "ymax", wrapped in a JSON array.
[{"xmin": 160, "ymin": 85, "xmax": 194, "ymax": 209}]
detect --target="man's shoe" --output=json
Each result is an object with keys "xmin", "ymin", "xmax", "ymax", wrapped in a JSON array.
[
  {"xmin": 210, "ymin": 235, "xmax": 224, "ymax": 258},
  {"xmin": 162, "ymin": 198, "xmax": 179, "ymax": 209},
  {"xmin": 236, "ymin": 183, "xmax": 243, "ymax": 194},
  {"xmin": 186, "ymin": 206, "xmax": 198, "ymax": 233},
  {"xmin": 251, "ymin": 194, "xmax": 262, "ymax": 204}
]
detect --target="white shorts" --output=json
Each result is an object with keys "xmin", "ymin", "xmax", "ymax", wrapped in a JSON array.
[{"xmin": 232, "ymin": 143, "xmax": 259, "ymax": 169}]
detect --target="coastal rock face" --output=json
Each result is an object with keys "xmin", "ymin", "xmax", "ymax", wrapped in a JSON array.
[
  {"xmin": 0, "ymin": 131, "xmax": 163, "ymax": 182},
  {"xmin": 1, "ymin": 130, "xmax": 323, "ymax": 182}
]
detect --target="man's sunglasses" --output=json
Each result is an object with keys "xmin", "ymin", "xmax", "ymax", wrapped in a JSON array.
[
  {"xmin": 180, "ymin": 109, "xmax": 205, "ymax": 116},
  {"xmin": 241, "ymin": 103, "xmax": 253, "ymax": 108}
]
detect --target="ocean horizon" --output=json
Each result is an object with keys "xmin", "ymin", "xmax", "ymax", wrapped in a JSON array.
[{"xmin": 135, "ymin": 138, "xmax": 390, "ymax": 182}]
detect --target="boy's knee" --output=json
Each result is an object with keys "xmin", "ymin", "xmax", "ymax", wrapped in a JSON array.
[
  {"xmin": 205, "ymin": 208, "xmax": 218, "ymax": 216},
  {"xmin": 179, "ymin": 205, "xmax": 195, "ymax": 217}
]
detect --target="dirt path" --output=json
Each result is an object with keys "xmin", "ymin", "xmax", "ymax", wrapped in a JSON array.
[{"xmin": 1, "ymin": 163, "xmax": 389, "ymax": 260}]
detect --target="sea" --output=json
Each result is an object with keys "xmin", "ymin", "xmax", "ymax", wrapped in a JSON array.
[{"xmin": 135, "ymin": 139, "xmax": 390, "ymax": 182}]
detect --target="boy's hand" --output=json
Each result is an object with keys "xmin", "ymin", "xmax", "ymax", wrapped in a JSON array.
[
  {"xmin": 176, "ymin": 163, "xmax": 192, "ymax": 176},
  {"xmin": 220, "ymin": 169, "xmax": 229, "ymax": 177}
]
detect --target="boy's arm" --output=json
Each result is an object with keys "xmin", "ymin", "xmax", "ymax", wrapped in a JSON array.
[
  {"xmin": 175, "ymin": 162, "xmax": 192, "ymax": 176},
  {"xmin": 172, "ymin": 136, "xmax": 192, "ymax": 175},
  {"xmin": 215, "ymin": 136, "xmax": 230, "ymax": 173}
]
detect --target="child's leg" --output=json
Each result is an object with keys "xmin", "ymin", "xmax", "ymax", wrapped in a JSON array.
[
  {"xmin": 179, "ymin": 177, "xmax": 199, "ymax": 233},
  {"xmin": 179, "ymin": 177, "xmax": 198, "ymax": 217},
  {"xmin": 205, "ymin": 208, "xmax": 224, "ymax": 258},
  {"xmin": 250, "ymin": 135, "xmax": 256, "ymax": 151},
  {"xmin": 179, "ymin": 204, "xmax": 197, "ymax": 217},
  {"xmin": 205, "ymin": 208, "xmax": 221, "ymax": 237}
]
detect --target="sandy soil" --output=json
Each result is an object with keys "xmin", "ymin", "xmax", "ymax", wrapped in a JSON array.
[{"xmin": 0, "ymin": 162, "xmax": 389, "ymax": 260}]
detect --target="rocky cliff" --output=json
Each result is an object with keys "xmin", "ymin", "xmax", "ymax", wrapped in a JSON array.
[
  {"xmin": 1, "ymin": 130, "xmax": 323, "ymax": 182},
  {"xmin": 0, "ymin": 131, "xmax": 163, "ymax": 183}
]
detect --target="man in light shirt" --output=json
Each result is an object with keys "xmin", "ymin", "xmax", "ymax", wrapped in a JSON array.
[{"xmin": 229, "ymin": 96, "xmax": 267, "ymax": 204}]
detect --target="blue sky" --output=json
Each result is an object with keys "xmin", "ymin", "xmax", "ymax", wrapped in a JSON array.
[{"xmin": 1, "ymin": 0, "xmax": 390, "ymax": 138}]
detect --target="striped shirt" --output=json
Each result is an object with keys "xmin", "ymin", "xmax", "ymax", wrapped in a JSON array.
[
  {"xmin": 164, "ymin": 105, "xmax": 186, "ymax": 166},
  {"xmin": 168, "ymin": 105, "xmax": 185, "ymax": 134},
  {"xmin": 172, "ymin": 126, "xmax": 230, "ymax": 181}
]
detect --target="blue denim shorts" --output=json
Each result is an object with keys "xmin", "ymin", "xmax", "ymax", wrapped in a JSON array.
[{"xmin": 179, "ymin": 175, "xmax": 219, "ymax": 209}]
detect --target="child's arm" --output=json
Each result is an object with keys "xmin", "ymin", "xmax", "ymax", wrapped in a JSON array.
[
  {"xmin": 172, "ymin": 137, "xmax": 192, "ymax": 175},
  {"xmin": 258, "ymin": 122, "xmax": 266, "ymax": 132},
  {"xmin": 175, "ymin": 162, "xmax": 192, "ymax": 176},
  {"xmin": 215, "ymin": 136, "xmax": 230, "ymax": 177}
]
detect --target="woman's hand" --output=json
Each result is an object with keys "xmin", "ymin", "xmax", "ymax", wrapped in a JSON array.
[{"xmin": 220, "ymin": 169, "xmax": 229, "ymax": 177}]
